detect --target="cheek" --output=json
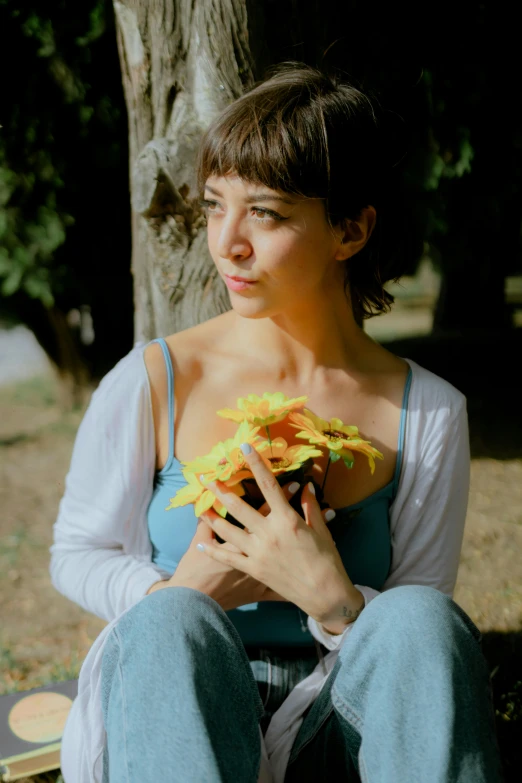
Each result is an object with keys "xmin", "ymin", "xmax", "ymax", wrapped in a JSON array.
[
  {"xmin": 206, "ymin": 222, "xmax": 220, "ymax": 258},
  {"xmin": 262, "ymin": 233, "xmax": 327, "ymax": 282}
]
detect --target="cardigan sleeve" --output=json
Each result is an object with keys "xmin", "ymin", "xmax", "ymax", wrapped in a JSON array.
[
  {"xmin": 308, "ymin": 377, "xmax": 470, "ymax": 650},
  {"xmin": 49, "ymin": 344, "xmax": 165, "ymax": 622},
  {"xmin": 384, "ymin": 395, "xmax": 470, "ymax": 595}
]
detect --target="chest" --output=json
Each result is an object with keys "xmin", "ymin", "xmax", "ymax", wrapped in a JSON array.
[{"xmin": 168, "ymin": 370, "xmax": 407, "ymax": 511}]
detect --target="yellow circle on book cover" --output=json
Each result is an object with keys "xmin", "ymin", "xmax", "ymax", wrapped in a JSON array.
[{"xmin": 8, "ymin": 691, "xmax": 73, "ymax": 743}]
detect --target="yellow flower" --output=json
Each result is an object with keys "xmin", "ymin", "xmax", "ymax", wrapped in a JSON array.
[
  {"xmin": 259, "ymin": 438, "xmax": 324, "ymax": 475},
  {"xmin": 288, "ymin": 410, "xmax": 384, "ymax": 474},
  {"xmin": 216, "ymin": 391, "xmax": 308, "ymax": 427},
  {"xmin": 181, "ymin": 419, "xmax": 270, "ymax": 486},
  {"xmin": 165, "ymin": 470, "xmax": 245, "ymax": 519}
]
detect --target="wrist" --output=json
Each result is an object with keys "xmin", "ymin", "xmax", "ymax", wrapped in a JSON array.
[
  {"xmin": 318, "ymin": 586, "xmax": 365, "ymax": 635},
  {"xmin": 146, "ymin": 579, "xmax": 169, "ymax": 595}
]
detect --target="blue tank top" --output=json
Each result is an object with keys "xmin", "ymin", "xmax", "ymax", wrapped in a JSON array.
[{"xmin": 147, "ymin": 338, "xmax": 412, "ymax": 648}]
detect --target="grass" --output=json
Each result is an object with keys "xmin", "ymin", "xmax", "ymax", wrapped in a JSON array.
[{"xmin": 0, "ymin": 375, "xmax": 58, "ymax": 408}]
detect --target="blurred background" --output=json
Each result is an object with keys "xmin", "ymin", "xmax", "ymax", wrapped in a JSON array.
[{"xmin": 1, "ymin": 0, "xmax": 521, "ymax": 780}]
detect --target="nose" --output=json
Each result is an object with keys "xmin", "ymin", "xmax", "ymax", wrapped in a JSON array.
[{"xmin": 215, "ymin": 214, "xmax": 252, "ymax": 262}]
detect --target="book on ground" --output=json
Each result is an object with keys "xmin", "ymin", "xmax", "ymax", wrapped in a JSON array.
[{"xmin": 0, "ymin": 679, "xmax": 77, "ymax": 782}]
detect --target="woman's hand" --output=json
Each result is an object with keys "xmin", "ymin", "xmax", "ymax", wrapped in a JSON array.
[
  {"xmin": 147, "ymin": 482, "xmax": 314, "ymax": 611},
  {"xmin": 198, "ymin": 444, "xmax": 363, "ymax": 627}
]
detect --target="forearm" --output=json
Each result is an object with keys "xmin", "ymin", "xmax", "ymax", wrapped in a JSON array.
[{"xmin": 50, "ymin": 546, "xmax": 164, "ymax": 621}]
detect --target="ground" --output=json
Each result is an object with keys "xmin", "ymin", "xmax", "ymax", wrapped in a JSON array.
[{"xmin": 1, "ymin": 302, "xmax": 521, "ymax": 781}]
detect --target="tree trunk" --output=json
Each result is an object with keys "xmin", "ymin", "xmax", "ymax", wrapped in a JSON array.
[{"xmin": 113, "ymin": 0, "xmax": 257, "ymax": 340}]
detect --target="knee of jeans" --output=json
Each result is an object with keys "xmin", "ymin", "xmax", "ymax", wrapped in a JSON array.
[
  {"xmin": 362, "ymin": 585, "xmax": 481, "ymax": 644},
  {"xmin": 117, "ymin": 586, "xmax": 223, "ymax": 639}
]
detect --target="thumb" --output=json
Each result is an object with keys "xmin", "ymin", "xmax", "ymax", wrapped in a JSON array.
[
  {"xmin": 193, "ymin": 514, "xmax": 215, "ymax": 544},
  {"xmin": 194, "ymin": 512, "xmax": 243, "ymax": 554}
]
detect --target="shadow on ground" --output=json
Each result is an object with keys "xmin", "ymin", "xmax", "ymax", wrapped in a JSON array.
[
  {"xmin": 385, "ymin": 329, "xmax": 522, "ymax": 460},
  {"xmin": 482, "ymin": 630, "xmax": 522, "ymax": 783}
]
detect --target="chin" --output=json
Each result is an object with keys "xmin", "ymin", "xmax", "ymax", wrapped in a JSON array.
[{"xmin": 228, "ymin": 295, "xmax": 278, "ymax": 320}]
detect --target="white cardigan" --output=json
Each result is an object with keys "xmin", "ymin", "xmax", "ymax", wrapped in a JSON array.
[{"xmin": 50, "ymin": 342, "xmax": 470, "ymax": 783}]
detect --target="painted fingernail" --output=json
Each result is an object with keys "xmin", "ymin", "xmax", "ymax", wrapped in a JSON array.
[
  {"xmin": 307, "ymin": 482, "xmax": 316, "ymax": 496},
  {"xmin": 325, "ymin": 509, "xmax": 336, "ymax": 522},
  {"xmin": 288, "ymin": 481, "xmax": 300, "ymax": 494},
  {"xmin": 240, "ymin": 442, "xmax": 253, "ymax": 455},
  {"xmin": 196, "ymin": 543, "xmax": 206, "ymax": 552}
]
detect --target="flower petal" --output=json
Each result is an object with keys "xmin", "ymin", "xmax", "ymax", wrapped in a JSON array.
[{"xmin": 194, "ymin": 490, "xmax": 216, "ymax": 517}]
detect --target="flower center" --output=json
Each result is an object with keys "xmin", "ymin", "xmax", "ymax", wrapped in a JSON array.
[
  {"xmin": 218, "ymin": 457, "xmax": 228, "ymax": 466},
  {"xmin": 268, "ymin": 456, "xmax": 291, "ymax": 470},
  {"xmin": 322, "ymin": 429, "xmax": 346, "ymax": 442}
]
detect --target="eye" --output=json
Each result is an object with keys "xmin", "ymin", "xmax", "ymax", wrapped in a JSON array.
[
  {"xmin": 250, "ymin": 207, "xmax": 287, "ymax": 222},
  {"xmin": 200, "ymin": 198, "xmax": 221, "ymax": 214}
]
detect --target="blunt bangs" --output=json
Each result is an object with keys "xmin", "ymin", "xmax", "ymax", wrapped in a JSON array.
[{"xmin": 196, "ymin": 80, "xmax": 331, "ymax": 203}]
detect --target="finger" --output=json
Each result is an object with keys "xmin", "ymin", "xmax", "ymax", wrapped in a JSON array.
[
  {"xmin": 301, "ymin": 482, "xmax": 334, "ymax": 539},
  {"xmin": 193, "ymin": 516, "xmax": 215, "ymax": 544},
  {"xmin": 197, "ymin": 537, "xmax": 254, "ymax": 575},
  {"xmin": 204, "ymin": 476, "xmax": 264, "ymax": 535},
  {"xmin": 203, "ymin": 512, "xmax": 252, "ymax": 553},
  {"xmin": 323, "ymin": 507, "xmax": 337, "ymax": 525},
  {"xmin": 257, "ymin": 479, "xmax": 301, "ymax": 516},
  {"xmin": 238, "ymin": 442, "xmax": 290, "ymax": 517},
  {"xmin": 198, "ymin": 514, "xmax": 243, "ymax": 553}
]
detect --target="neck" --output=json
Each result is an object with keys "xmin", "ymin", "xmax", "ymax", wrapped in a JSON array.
[{"xmin": 225, "ymin": 290, "xmax": 372, "ymax": 386}]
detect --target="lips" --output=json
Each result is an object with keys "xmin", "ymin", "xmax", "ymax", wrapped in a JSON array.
[{"xmin": 224, "ymin": 274, "xmax": 258, "ymax": 292}]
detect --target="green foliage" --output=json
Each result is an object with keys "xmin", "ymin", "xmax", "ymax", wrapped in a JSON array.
[
  {"xmin": 0, "ymin": 165, "xmax": 69, "ymax": 305},
  {"xmin": 0, "ymin": 0, "xmax": 129, "ymax": 312}
]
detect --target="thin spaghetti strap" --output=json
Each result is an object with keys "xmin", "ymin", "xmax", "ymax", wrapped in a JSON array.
[
  {"xmin": 152, "ymin": 338, "xmax": 175, "ymax": 465},
  {"xmin": 392, "ymin": 366, "xmax": 413, "ymax": 495}
]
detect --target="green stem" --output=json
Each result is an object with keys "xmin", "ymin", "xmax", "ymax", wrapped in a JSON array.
[
  {"xmin": 265, "ymin": 424, "xmax": 273, "ymax": 457},
  {"xmin": 321, "ymin": 454, "xmax": 332, "ymax": 492}
]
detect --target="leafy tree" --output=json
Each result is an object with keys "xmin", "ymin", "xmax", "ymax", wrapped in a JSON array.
[{"xmin": 0, "ymin": 0, "xmax": 133, "ymax": 381}]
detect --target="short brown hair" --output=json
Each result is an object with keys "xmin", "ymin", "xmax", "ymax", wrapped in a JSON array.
[{"xmin": 197, "ymin": 62, "xmax": 411, "ymax": 320}]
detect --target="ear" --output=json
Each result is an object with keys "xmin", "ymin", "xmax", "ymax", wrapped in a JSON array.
[{"xmin": 334, "ymin": 206, "xmax": 377, "ymax": 262}]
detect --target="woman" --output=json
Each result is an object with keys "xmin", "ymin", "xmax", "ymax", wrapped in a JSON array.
[{"xmin": 51, "ymin": 64, "xmax": 502, "ymax": 782}]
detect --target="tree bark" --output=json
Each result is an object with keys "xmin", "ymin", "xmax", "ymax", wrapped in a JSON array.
[{"xmin": 113, "ymin": 0, "xmax": 257, "ymax": 340}]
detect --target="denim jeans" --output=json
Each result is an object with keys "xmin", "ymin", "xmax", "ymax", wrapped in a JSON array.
[{"xmin": 100, "ymin": 585, "xmax": 503, "ymax": 782}]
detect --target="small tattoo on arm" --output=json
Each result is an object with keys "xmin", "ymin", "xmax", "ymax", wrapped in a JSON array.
[
  {"xmin": 322, "ymin": 594, "xmax": 365, "ymax": 634},
  {"xmin": 341, "ymin": 603, "xmax": 364, "ymax": 622}
]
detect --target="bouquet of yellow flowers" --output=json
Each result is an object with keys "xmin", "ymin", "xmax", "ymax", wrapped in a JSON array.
[{"xmin": 166, "ymin": 392, "xmax": 383, "ymax": 540}]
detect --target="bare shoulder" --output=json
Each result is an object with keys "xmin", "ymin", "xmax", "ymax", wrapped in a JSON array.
[
  {"xmin": 144, "ymin": 312, "xmax": 231, "ymax": 384},
  {"xmin": 143, "ymin": 313, "xmax": 233, "ymax": 468},
  {"xmin": 144, "ymin": 313, "xmax": 228, "ymax": 422},
  {"xmin": 357, "ymin": 334, "xmax": 410, "ymax": 400},
  {"xmin": 165, "ymin": 311, "xmax": 233, "ymax": 371}
]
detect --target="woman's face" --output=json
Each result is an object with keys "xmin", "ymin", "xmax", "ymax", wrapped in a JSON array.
[{"xmin": 203, "ymin": 175, "xmax": 347, "ymax": 319}]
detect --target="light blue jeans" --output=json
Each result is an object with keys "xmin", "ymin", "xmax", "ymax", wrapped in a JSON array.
[{"xmin": 100, "ymin": 585, "xmax": 503, "ymax": 782}]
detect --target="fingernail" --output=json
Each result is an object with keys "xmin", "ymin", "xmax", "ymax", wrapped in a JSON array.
[
  {"xmin": 325, "ymin": 509, "xmax": 336, "ymax": 522},
  {"xmin": 240, "ymin": 442, "xmax": 252, "ymax": 455},
  {"xmin": 288, "ymin": 481, "xmax": 300, "ymax": 494},
  {"xmin": 196, "ymin": 543, "xmax": 206, "ymax": 552},
  {"xmin": 307, "ymin": 482, "xmax": 316, "ymax": 496}
]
